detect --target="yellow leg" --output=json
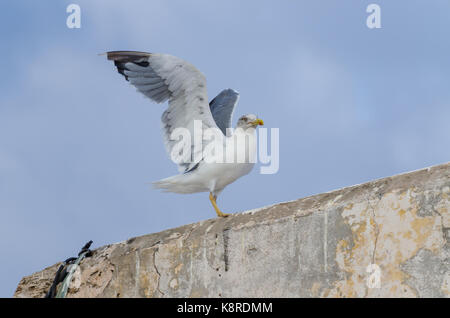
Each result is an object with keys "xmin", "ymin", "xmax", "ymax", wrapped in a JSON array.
[{"xmin": 209, "ymin": 193, "xmax": 231, "ymax": 217}]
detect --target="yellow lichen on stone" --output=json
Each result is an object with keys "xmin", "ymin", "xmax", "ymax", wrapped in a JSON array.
[
  {"xmin": 330, "ymin": 187, "xmax": 446, "ymax": 297},
  {"xmin": 442, "ymin": 273, "xmax": 450, "ymax": 296}
]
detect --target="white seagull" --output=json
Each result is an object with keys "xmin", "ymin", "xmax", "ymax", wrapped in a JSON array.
[{"xmin": 106, "ymin": 51, "xmax": 263, "ymax": 217}]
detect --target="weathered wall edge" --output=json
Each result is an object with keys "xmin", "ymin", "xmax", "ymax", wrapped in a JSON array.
[{"xmin": 14, "ymin": 162, "xmax": 450, "ymax": 298}]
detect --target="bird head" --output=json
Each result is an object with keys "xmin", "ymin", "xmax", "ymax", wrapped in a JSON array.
[{"xmin": 236, "ymin": 114, "xmax": 264, "ymax": 130}]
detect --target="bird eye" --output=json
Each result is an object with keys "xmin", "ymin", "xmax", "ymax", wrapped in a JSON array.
[{"xmin": 243, "ymin": 118, "xmax": 248, "ymax": 122}]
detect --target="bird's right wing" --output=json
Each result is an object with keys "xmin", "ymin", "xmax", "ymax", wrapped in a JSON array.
[
  {"xmin": 209, "ymin": 89, "xmax": 239, "ymax": 136},
  {"xmin": 106, "ymin": 51, "xmax": 220, "ymax": 173}
]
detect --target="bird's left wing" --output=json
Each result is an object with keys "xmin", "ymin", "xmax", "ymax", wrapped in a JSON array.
[
  {"xmin": 106, "ymin": 51, "xmax": 220, "ymax": 173},
  {"xmin": 209, "ymin": 89, "xmax": 239, "ymax": 136}
]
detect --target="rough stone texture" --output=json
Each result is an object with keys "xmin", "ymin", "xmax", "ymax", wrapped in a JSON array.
[{"xmin": 14, "ymin": 162, "xmax": 450, "ymax": 298}]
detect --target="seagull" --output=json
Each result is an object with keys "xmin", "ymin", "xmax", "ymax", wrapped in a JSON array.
[{"xmin": 105, "ymin": 51, "xmax": 263, "ymax": 217}]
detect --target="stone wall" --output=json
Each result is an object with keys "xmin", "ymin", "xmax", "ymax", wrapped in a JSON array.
[{"xmin": 14, "ymin": 162, "xmax": 450, "ymax": 297}]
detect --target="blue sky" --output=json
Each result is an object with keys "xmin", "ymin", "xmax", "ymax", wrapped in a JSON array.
[{"xmin": 1, "ymin": 0, "xmax": 449, "ymax": 297}]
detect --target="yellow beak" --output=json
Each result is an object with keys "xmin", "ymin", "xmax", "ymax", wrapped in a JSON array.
[{"xmin": 250, "ymin": 118, "xmax": 264, "ymax": 126}]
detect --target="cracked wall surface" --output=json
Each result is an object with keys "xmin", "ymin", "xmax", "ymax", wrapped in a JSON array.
[{"xmin": 14, "ymin": 162, "xmax": 450, "ymax": 298}]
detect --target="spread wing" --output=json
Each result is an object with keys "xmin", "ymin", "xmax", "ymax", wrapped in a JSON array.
[
  {"xmin": 106, "ymin": 51, "xmax": 219, "ymax": 173},
  {"xmin": 209, "ymin": 89, "xmax": 239, "ymax": 136}
]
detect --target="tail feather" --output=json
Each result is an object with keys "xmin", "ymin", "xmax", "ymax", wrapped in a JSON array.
[{"xmin": 152, "ymin": 174, "xmax": 205, "ymax": 194}]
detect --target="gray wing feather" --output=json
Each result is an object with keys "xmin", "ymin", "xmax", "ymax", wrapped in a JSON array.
[
  {"xmin": 106, "ymin": 51, "xmax": 219, "ymax": 173},
  {"xmin": 209, "ymin": 89, "xmax": 239, "ymax": 136}
]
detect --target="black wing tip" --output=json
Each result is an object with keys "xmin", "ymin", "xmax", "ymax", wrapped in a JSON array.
[
  {"xmin": 113, "ymin": 60, "xmax": 129, "ymax": 81},
  {"xmin": 133, "ymin": 60, "xmax": 150, "ymax": 67},
  {"xmin": 105, "ymin": 51, "xmax": 152, "ymax": 62},
  {"xmin": 111, "ymin": 56, "xmax": 150, "ymax": 81}
]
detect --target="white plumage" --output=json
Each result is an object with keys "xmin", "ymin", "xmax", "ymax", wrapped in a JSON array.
[{"xmin": 106, "ymin": 51, "xmax": 263, "ymax": 217}]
